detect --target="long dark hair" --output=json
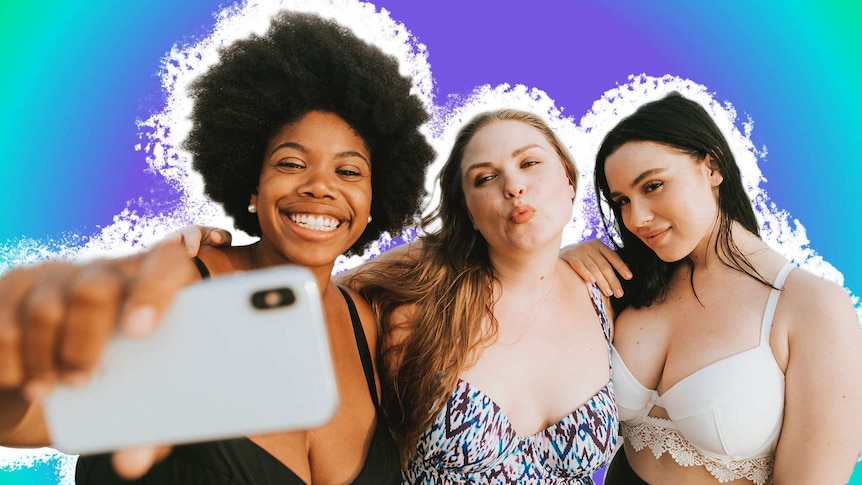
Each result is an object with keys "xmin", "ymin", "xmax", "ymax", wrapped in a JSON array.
[{"xmin": 594, "ymin": 92, "xmax": 771, "ymax": 310}]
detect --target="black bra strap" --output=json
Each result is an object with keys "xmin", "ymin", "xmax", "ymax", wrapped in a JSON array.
[
  {"xmin": 191, "ymin": 256, "xmax": 211, "ymax": 279},
  {"xmin": 337, "ymin": 286, "xmax": 380, "ymax": 409}
]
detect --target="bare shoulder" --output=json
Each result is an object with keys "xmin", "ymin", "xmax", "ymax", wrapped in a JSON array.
[
  {"xmin": 558, "ymin": 261, "xmax": 615, "ymax": 327},
  {"xmin": 781, "ymin": 267, "xmax": 860, "ymax": 336},
  {"xmin": 195, "ymin": 245, "xmax": 248, "ymax": 274},
  {"xmin": 771, "ymin": 266, "xmax": 862, "ymax": 482}
]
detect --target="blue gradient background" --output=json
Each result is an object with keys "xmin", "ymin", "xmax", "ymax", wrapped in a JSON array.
[{"xmin": 0, "ymin": 1, "xmax": 859, "ymax": 483}]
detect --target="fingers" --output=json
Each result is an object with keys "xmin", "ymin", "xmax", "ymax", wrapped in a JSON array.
[
  {"xmin": 0, "ymin": 267, "xmax": 38, "ymax": 388},
  {"xmin": 118, "ymin": 243, "xmax": 199, "ymax": 338},
  {"xmin": 161, "ymin": 225, "xmax": 232, "ymax": 257},
  {"xmin": 111, "ymin": 445, "xmax": 173, "ymax": 480},
  {"xmin": 12, "ymin": 262, "xmax": 125, "ymax": 399},
  {"xmin": 58, "ymin": 263, "xmax": 125, "ymax": 382},
  {"xmin": 585, "ymin": 255, "xmax": 623, "ymax": 298},
  {"xmin": 560, "ymin": 239, "xmax": 632, "ymax": 298},
  {"xmin": 179, "ymin": 226, "xmax": 204, "ymax": 258},
  {"xmin": 20, "ymin": 274, "xmax": 68, "ymax": 398},
  {"xmin": 596, "ymin": 243, "xmax": 633, "ymax": 280},
  {"xmin": 204, "ymin": 228, "xmax": 232, "ymax": 247},
  {"xmin": 0, "ymin": 245, "xmax": 198, "ymax": 402},
  {"xmin": 565, "ymin": 257, "xmax": 594, "ymax": 284}
]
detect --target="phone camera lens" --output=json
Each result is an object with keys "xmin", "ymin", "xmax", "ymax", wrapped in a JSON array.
[{"xmin": 251, "ymin": 288, "xmax": 296, "ymax": 309}]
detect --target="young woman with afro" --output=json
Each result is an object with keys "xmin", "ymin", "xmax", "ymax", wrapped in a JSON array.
[{"xmin": 0, "ymin": 11, "xmax": 434, "ymax": 485}]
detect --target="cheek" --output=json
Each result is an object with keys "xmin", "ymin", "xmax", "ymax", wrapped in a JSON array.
[
  {"xmin": 463, "ymin": 192, "xmax": 492, "ymax": 224},
  {"xmin": 685, "ymin": 186, "xmax": 719, "ymax": 221},
  {"xmin": 256, "ymin": 173, "xmax": 291, "ymax": 198},
  {"xmin": 351, "ymin": 184, "xmax": 373, "ymax": 213}
]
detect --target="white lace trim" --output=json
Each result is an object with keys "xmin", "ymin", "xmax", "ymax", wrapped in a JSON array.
[{"xmin": 622, "ymin": 416, "xmax": 773, "ymax": 485}]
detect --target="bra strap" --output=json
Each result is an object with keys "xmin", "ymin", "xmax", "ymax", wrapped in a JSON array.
[
  {"xmin": 587, "ymin": 284, "xmax": 613, "ymax": 344},
  {"xmin": 759, "ymin": 262, "xmax": 795, "ymax": 346},
  {"xmin": 337, "ymin": 286, "xmax": 381, "ymax": 409},
  {"xmin": 191, "ymin": 256, "xmax": 211, "ymax": 279}
]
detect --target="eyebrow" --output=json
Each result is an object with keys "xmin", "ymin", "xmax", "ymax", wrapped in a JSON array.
[
  {"xmin": 463, "ymin": 143, "xmax": 545, "ymax": 173},
  {"xmin": 512, "ymin": 143, "xmax": 542, "ymax": 158},
  {"xmin": 269, "ymin": 142, "xmax": 370, "ymax": 166},
  {"xmin": 609, "ymin": 167, "xmax": 666, "ymax": 198}
]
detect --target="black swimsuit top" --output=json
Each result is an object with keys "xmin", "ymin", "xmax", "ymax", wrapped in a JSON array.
[{"xmin": 75, "ymin": 258, "xmax": 401, "ymax": 484}]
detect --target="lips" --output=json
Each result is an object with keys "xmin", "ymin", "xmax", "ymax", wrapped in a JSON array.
[
  {"xmin": 509, "ymin": 205, "xmax": 536, "ymax": 224},
  {"xmin": 640, "ymin": 227, "xmax": 670, "ymax": 243}
]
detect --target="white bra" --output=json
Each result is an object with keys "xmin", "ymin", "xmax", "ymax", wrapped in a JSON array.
[{"xmin": 612, "ymin": 262, "xmax": 794, "ymax": 485}]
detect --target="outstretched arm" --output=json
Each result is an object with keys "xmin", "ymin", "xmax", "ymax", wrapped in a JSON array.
[
  {"xmin": 0, "ymin": 242, "xmax": 200, "ymax": 478},
  {"xmin": 161, "ymin": 225, "xmax": 425, "ymax": 290}
]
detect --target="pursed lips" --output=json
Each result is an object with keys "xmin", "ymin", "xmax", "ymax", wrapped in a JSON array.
[{"xmin": 508, "ymin": 204, "xmax": 536, "ymax": 224}]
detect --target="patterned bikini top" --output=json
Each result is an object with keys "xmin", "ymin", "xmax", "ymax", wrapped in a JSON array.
[{"xmin": 403, "ymin": 284, "xmax": 618, "ymax": 484}]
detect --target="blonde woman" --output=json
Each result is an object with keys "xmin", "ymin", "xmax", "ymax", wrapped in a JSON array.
[{"xmin": 344, "ymin": 109, "xmax": 617, "ymax": 483}]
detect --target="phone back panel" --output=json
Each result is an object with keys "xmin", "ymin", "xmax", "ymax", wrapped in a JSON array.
[{"xmin": 44, "ymin": 265, "xmax": 338, "ymax": 455}]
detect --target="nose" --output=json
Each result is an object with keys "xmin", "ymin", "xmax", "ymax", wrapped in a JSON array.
[
  {"xmin": 625, "ymin": 199, "xmax": 654, "ymax": 229},
  {"xmin": 503, "ymin": 173, "xmax": 526, "ymax": 199},
  {"xmin": 297, "ymin": 167, "xmax": 337, "ymax": 199}
]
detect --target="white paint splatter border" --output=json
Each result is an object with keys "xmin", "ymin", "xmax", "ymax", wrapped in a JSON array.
[{"xmin": 1, "ymin": 0, "xmax": 858, "ymax": 481}]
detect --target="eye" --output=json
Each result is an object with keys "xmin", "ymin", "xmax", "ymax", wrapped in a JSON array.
[
  {"xmin": 473, "ymin": 173, "xmax": 496, "ymax": 187},
  {"xmin": 336, "ymin": 166, "xmax": 364, "ymax": 178},
  {"xmin": 643, "ymin": 181, "xmax": 664, "ymax": 194},
  {"xmin": 611, "ymin": 196, "xmax": 630, "ymax": 208},
  {"xmin": 521, "ymin": 159, "xmax": 540, "ymax": 168},
  {"xmin": 274, "ymin": 158, "xmax": 305, "ymax": 171}
]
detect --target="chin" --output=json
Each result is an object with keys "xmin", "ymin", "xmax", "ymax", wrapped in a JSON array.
[{"xmin": 653, "ymin": 248, "xmax": 690, "ymax": 263}]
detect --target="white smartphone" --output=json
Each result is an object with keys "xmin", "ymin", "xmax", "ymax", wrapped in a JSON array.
[{"xmin": 43, "ymin": 265, "xmax": 338, "ymax": 455}]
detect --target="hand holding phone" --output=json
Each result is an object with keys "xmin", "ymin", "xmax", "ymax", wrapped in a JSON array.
[{"xmin": 43, "ymin": 265, "xmax": 338, "ymax": 455}]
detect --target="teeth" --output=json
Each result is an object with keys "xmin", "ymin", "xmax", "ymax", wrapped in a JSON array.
[{"xmin": 289, "ymin": 213, "xmax": 340, "ymax": 232}]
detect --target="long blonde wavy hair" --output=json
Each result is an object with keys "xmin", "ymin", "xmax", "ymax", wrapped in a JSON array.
[{"xmin": 348, "ymin": 109, "xmax": 578, "ymax": 463}]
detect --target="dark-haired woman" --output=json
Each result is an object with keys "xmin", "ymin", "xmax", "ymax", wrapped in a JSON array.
[
  {"xmin": 0, "ymin": 11, "xmax": 434, "ymax": 485},
  {"xmin": 567, "ymin": 93, "xmax": 862, "ymax": 484}
]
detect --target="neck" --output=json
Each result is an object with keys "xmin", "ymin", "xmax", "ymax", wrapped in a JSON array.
[
  {"xmin": 687, "ymin": 219, "xmax": 768, "ymax": 272},
  {"xmin": 248, "ymin": 241, "xmax": 336, "ymax": 299},
  {"xmin": 488, "ymin": 240, "xmax": 561, "ymax": 293}
]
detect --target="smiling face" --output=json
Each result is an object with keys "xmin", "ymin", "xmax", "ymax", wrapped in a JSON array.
[
  {"xmin": 251, "ymin": 110, "xmax": 372, "ymax": 269},
  {"xmin": 459, "ymin": 120, "xmax": 576, "ymax": 256},
  {"xmin": 605, "ymin": 141, "xmax": 724, "ymax": 262}
]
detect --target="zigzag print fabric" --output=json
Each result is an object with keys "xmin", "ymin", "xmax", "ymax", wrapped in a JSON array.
[{"xmin": 403, "ymin": 285, "xmax": 619, "ymax": 484}]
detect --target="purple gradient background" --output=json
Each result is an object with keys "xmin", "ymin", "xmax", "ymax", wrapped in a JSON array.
[{"xmin": 0, "ymin": 1, "xmax": 860, "ymax": 483}]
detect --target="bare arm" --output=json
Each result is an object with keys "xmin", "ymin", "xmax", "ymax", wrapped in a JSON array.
[
  {"xmin": 0, "ymin": 242, "xmax": 199, "ymax": 477},
  {"xmin": 772, "ymin": 275, "xmax": 862, "ymax": 484},
  {"xmin": 170, "ymin": 224, "xmax": 424, "ymax": 289},
  {"xmin": 559, "ymin": 239, "xmax": 632, "ymax": 298}
]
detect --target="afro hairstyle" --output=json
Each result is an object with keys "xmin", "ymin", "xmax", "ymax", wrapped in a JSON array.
[{"xmin": 184, "ymin": 11, "xmax": 435, "ymax": 254}]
